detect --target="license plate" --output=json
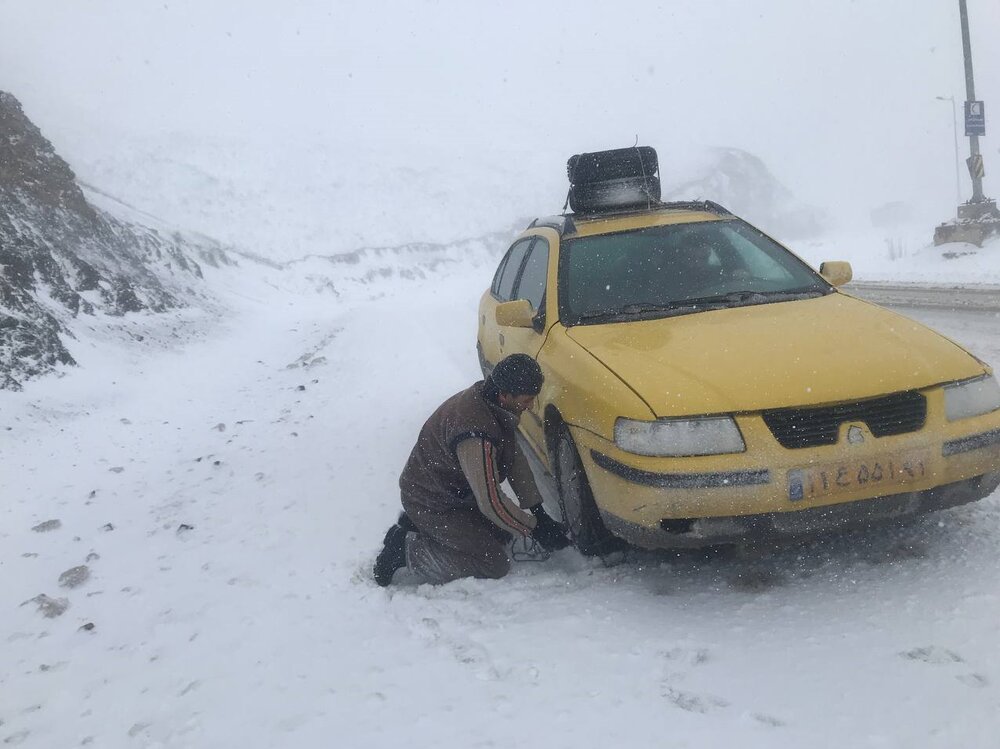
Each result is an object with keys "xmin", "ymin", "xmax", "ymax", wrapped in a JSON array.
[{"xmin": 787, "ymin": 449, "xmax": 931, "ymax": 502}]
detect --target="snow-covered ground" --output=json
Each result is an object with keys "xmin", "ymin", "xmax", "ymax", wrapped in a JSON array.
[
  {"xmin": 3, "ymin": 116, "xmax": 1000, "ymax": 749},
  {"xmin": 3, "ymin": 246, "xmax": 1000, "ymax": 747}
]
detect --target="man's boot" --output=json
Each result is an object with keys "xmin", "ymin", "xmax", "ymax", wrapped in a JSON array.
[{"xmin": 373, "ymin": 522, "xmax": 409, "ymax": 587}]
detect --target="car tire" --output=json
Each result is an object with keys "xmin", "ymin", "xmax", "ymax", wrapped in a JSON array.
[{"xmin": 554, "ymin": 427, "xmax": 626, "ymax": 557}]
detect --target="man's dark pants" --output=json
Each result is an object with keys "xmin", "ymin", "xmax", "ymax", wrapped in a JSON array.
[{"xmin": 401, "ymin": 497, "xmax": 511, "ymax": 584}]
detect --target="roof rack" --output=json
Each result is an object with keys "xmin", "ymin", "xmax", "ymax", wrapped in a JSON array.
[
  {"xmin": 657, "ymin": 200, "xmax": 733, "ymax": 216},
  {"xmin": 526, "ymin": 215, "xmax": 577, "ymax": 235},
  {"xmin": 525, "ymin": 200, "xmax": 732, "ymax": 236}
]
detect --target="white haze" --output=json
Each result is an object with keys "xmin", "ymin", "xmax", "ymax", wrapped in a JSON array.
[
  {"xmin": 2, "ymin": 0, "xmax": 999, "ymax": 256},
  {"xmin": 5, "ymin": 5, "xmax": 1000, "ymax": 746}
]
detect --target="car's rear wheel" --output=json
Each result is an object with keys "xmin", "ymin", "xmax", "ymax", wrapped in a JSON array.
[{"xmin": 554, "ymin": 427, "xmax": 626, "ymax": 556}]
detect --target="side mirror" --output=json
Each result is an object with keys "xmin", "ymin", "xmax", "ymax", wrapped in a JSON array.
[
  {"xmin": 819, "ymin": 260, "xmax": 853, "ymax": 287},
  {"xmin": 495, "ymin": 299, "xmax": 535, "ymax": 328}
]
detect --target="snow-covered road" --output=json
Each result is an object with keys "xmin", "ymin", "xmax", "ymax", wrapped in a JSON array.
[
  {"xmin": 3, "ymin": 268, "xmax": 1000, "ymax": 748},
  {"xmin": 849, "ymin": 282, "xmax": 1000, "ymax": 312}
]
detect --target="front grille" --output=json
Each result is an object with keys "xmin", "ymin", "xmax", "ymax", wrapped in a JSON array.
[{"xmin": 762, "ymin": 391, "xmax": 927, "ymax": 449}]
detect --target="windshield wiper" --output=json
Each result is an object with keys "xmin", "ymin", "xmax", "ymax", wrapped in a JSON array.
[
  {"xmin": 575, "ymin": 287, "xmax": 828, "ymax": 323},
  {"xmin": 574, "ymin": 298, "xmax": 729, "ymax": 322},
  {"xmin": 728, "ymin": 286, "xmax": 829, "ymax": 303},
  {"xmin": 707, "ymin": 287, "xmax": 826, "ymax": 303},
  {"xmin": 575, "ymin": 308, "xmax": 624, "ymax": 322},
  {"xmin": 628, "ymin": 287, "xmax": 827, "ymax": 312},
  {"xmin": 622, "ymin": 296, "xmax": 731, "ymax": 313}
]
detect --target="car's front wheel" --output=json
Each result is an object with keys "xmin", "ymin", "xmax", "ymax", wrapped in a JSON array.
[{"xmin": 554, "ymin": 427, "xmax": 626, "ymax": 556}]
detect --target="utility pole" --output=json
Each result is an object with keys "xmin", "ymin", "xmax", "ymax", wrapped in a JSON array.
[
  {"xmin": 935, "ymin": 0, "xmax": 1000, "ymax": 245},
  {"xmin": 958, "ymin": 0, "xmax": 985, "ymax": 204}
]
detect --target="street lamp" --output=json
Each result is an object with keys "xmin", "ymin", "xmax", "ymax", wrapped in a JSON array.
[{"xmin": 935, "ymin": 95, "xmax": 962, "ymax": 205}]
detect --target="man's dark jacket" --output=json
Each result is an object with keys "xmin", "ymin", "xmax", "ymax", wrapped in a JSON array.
[{"xmin": 398, "ymin": 381, "xmax": 517, "ymax": 512}]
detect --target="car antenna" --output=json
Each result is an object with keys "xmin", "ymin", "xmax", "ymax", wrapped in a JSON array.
[{"xmin": 633, "ymin": 135, "xmax": 652, "ymax": 211}]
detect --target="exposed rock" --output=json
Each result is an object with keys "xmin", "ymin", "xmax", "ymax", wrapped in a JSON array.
[
  {"xmin": 127, "ymin": 723, "xmax": 151, "ymax": 738},
  {"xmin": 31, "ymin": 519, "xmax": 61, "ymax": 532},
  {"xmin": 21, "ymin": 593, "xmax": 69, "ymax": 618},
  {"xmin": 0, "ymin": 91, "xmax": 231, "ymax": 388},
  {"xmin": 58, "ymin": 565, "xmax": 90, "ymax": 588}
]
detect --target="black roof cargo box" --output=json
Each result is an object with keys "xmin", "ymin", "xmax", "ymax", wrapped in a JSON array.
[{"xmin": 566, "ymin": 146, "xmax": 660, "ymax": 214}]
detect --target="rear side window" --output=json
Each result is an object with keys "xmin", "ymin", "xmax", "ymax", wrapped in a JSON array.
[
  {"xmin": 495, "ymin": 239, "xmax": 533, "ymax": 301},
  {"xmin": 490, "ymin": 251, "xmax": 511, "ymax": 296},
  {"xmin": 514, "ymin": 237, "xmax": 549, "ymax": 311}
]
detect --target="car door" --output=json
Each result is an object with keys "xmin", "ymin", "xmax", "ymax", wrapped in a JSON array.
[
  {"xmin": 500, "ymin": 235, "xmax": 550, "ymax": 357},
  {"xmin": 478, "ymin": 237, "xmax": 533, "ymax": 370},
  {"xmin": 497, "ymin": 235, "xmax": 552, "ymax": 457}
]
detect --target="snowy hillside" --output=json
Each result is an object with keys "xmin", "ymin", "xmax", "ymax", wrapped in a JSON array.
[
  {"xmin": 55, "ymin": 127, "xmax": 851, "ymax": 255},
  {"xmin": 57, "ymin": 131, "xmax": 566, "ymax": 262},
  {"xmin": 55, "ymin": 127, "xmax": 1000, "ymax": 288},
  {"xmin": 0, "ymin": 92, "xmax": 232, "ymax": 389}
]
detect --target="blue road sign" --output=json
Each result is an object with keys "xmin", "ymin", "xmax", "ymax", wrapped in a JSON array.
[{"xmin": 966, "ymin": 100, "xmax": 986, "ymax": 136}]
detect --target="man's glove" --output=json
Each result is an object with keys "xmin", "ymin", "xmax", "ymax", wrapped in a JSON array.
[{"xmin": 529, "ymin": 504, "xmax": 571, "ymax": 551}]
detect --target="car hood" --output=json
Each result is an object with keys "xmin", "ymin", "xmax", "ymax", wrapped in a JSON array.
[{"xmin": 564, "ymin": 292, "xmax": 984, "ymax": 417}]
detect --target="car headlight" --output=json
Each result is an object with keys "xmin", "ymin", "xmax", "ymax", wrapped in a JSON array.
[
  {"xmin": 614, "ymin": 416, "xmax": 746, "ymax": 457},
  {"xmin": 944, "ymin": 374, "xmax": 1000, "ymax": 421}
]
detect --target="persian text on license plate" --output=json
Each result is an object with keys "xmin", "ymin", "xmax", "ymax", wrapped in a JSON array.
[{"xmin": 787, "ymin": 449, "xmax": 931, "ymax": 502}]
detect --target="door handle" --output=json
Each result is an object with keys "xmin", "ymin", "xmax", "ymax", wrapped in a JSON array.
[{"xmin": 499, "ymin": 333, "xmax": 505, "ymax": 346}]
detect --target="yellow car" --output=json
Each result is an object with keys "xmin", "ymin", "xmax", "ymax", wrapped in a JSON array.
[{"xmin": 477, "ymin": 147, "xmax": 1000, "ymax": 553}]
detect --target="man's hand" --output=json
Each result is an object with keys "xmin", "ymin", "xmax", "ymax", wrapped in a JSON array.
[{"xmin": 529, "ymin": 505, "xmax": 571, "ymax": 551}]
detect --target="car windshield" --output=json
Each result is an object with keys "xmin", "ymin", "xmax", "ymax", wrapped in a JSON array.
[{"xmin": 558, "ymin": 219, "xmax": 830, "ymax": 325}]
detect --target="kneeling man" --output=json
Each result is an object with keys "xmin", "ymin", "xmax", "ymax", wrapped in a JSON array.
[{"xmin": 374, "ymin": 354, "xmax": 569, "ymax": 586}]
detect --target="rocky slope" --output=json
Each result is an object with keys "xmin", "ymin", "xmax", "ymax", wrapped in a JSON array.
[{"xmin": 0, "ymin": 92, "xmax": 229, "ymax": 390}]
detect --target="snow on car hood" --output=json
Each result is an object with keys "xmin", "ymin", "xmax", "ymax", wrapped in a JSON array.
[{"xmin": 564, "ymin": 292, "xmax": 985, "ymax": 417}]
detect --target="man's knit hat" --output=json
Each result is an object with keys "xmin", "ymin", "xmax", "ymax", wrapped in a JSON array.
[{"xmin": 490, "ymin": 354, "xmax": 544, "ymax": 396}]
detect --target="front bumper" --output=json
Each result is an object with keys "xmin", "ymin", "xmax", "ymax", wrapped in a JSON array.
[
  {"xmin": 601, "ymin": 471, "xmax": 1000, "ymax": 549},
  {"xmin": 572, "ymin": 404, "xmax": 1000, "ymax": 549}
]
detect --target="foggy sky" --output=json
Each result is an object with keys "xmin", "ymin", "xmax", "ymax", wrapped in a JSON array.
[{"xmin": 2, "ymin": 0, "xmax": 998, "ymax": 223}]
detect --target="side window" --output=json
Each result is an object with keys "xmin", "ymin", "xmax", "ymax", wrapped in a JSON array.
[
  {"xmin": 495, "ymin": 239, "xmax": 533, "ymax": 301},
  {"xmin": 514, "ymin": 237, "xmax": 549, "ymax": 311},
  {"xmin": 490, "ymin": 250, "xmax": 511, "ymax": 296}
]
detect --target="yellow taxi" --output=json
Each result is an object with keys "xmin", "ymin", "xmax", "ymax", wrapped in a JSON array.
[{"xmin": 477, "ymin": 146, "xmax": 1000, "ymax": 553}]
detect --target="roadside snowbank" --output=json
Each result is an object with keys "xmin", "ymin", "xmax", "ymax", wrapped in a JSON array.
[{"xmin": 794, "ymin": 227, "xmax": 1000, "ymax": 286}]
